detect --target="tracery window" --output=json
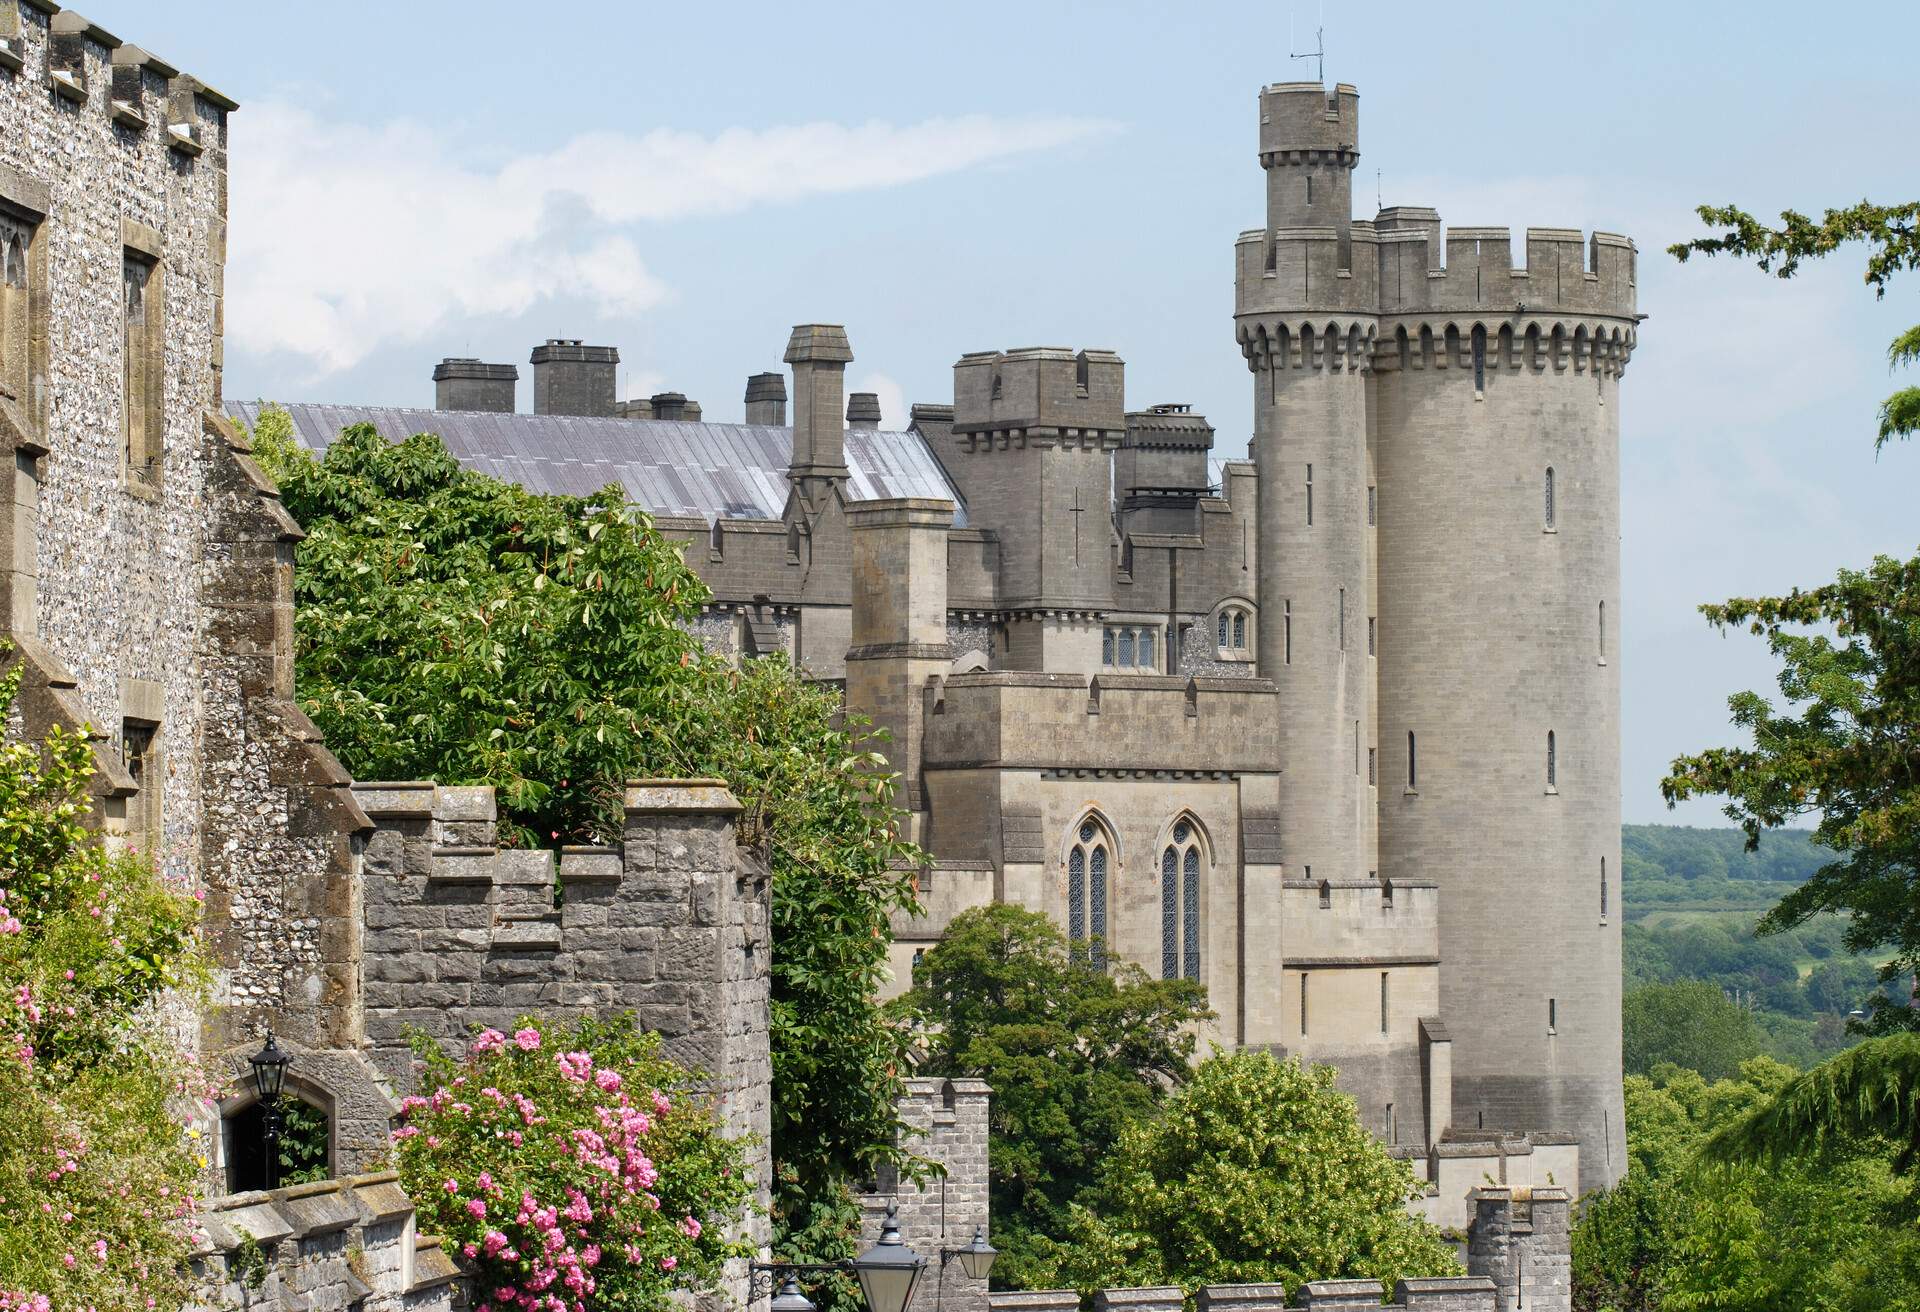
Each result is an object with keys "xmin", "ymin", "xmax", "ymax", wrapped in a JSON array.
[
  {"xmin": 1160, "ymin": 819, "xmax": 1204, "ymax": 981},
  {"xmin": 1065, "ymin": 818, "xmax": 1111, "ymax": 967},
  {"xmin": 1103, "ymin": 624, "xmax": 1158, "ymax": 671},
  {"xmin": 1215, "ymin": 605, "xmax": 1251, "ymax": 656}
]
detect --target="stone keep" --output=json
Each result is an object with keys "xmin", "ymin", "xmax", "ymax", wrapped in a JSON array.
[{"xmin": 1236, "ymin": 83, "xmax": 1634, "ymax": 1189}]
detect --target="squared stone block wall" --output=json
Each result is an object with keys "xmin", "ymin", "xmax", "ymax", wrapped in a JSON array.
[{"xmin": 862, "ymin": 1078, "xmax": 991, "ymax": 1312}]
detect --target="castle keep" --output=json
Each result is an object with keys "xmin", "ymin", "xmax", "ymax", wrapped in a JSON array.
[{"xmin": 244, "ymin": 86, "xmax": 1636, "ymax": 1195}]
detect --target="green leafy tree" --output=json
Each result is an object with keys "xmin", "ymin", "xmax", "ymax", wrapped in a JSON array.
[
  {"xmin": 248, "ymin": 416, "xmax": 920, "ymax": 1262},
  {"xmin": 1669, "ymin": 200, "xmax": 1918, "ymax": 448},
  {"xmin": 1025, "ymin": 1050, "xmax": 1459, "ymax": 1301},
  {"xmin": 1622, "ymin": 981, "xmax": 1765, "ymax": 1081},
  {"xmin": 1574, "ymin": 1059, "xmax": 1920, "ymax": 1312},
  {"xmin": 0, "ymin": 655, "xmax": 208, "ymax": 1309},
  {"xmin": 899, "ymin": 905, "xmax": 1212, "ymax": 1286},
  {"xmin": 1699, "ymin": 1033, "xmax": 1920, "ymax": 1173}
]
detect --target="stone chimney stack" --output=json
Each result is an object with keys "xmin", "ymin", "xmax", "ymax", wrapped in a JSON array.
[
  {"xmin": 845, "ymin": 498, "xmax": 954, "ymax": 817},
  {"xmin": 432, "ymin": 358, "xmax": 518, "ymax": 413},
  {"xmin": 744, "ymin": 372, "xmax": 788, "ymax": 425},
  {"xmin": 846, "ymin": 391, "xmax": 882, "ymax": 430},
  {"xmin": 783, "ymin": 324, "xmax": 854, "ymax": 515},
  {"xmin": 529, "ymin": 339, "xmax": 619, "ymax": 417},
  {"xmin": 649, "ymin": 392, "xmax": 693, "ymax": 421}
]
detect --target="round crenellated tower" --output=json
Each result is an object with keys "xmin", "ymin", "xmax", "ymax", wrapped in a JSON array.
[
  {"xmin": 1237, "ymin": 82, "xmax": 1378, "ymax": 885},
  {"xmin": 1370, "ymin": 227, "xmax": 1636, "ymax": 1194},
  {"xmin": 1235, "ymin": 79, "xmax": 1639, "ymax": 1193}
]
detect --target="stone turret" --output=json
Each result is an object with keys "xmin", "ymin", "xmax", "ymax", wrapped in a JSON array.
[{"xmin": 945, "ymin": 346, "xmax": 1125, "ymax": 671}]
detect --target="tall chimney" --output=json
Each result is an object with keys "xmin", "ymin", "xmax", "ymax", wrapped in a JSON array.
[
  {"xmin": 744, "ymin": 372, "xmax": 787, "ymax": 425},
  {"xmin": 783, "ymin": 324, "xmax": 853, "ymax": 515},
  {"xmin": 650, "ymin": 391, "xmax": 691, "ymax": 421},
  {"xmin": 844, "ymin": 498, "xmax": 955, "ymax": 816},
  {"xmin": 846, "ymin": 391, "xmax": 882, "ymax": 430},
  {"xmin": 433, "ymin": 358, "xmax": 518, "ymax": 413},
  {"xmin": 529, "ymin": 339, "xmax": 619, "ymax": 417}
]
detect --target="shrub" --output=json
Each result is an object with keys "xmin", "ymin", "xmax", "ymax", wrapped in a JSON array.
[
  {"xmin": 392, "ymin": 1015, "xmax": 754, "ymax": 1312},
  {"xmin": 0, "ymin": 654, "xmax": 209, "ymax": 1310}
]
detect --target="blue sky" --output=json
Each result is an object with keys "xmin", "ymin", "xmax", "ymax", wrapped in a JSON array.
[{"xmin": 87, "ymin": 1, "xmax": 1919, "ymax": 825}]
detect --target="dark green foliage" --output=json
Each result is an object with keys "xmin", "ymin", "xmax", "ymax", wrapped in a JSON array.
[
  {"xmin": 1622, "ymin": 981, "xmax": 1766, "ymax": 1082},
  {"xmin": 249, "ymin": 414, "xmax": 921, "ymax": 1258},
  {"xmin": 898, "ymin": 905, "xmax": 1212, "ymax": 1289},
  {"xmin": 278, "ymin": 1099, "xmax": 331, "ymax": 1185},
  {"xmin": 1701, "ymin": 1033, "xmax": 1920, "ymax": 1175},
  {"xmin": 1573, "ymin": 1061, "xmax": 1920, "ymax": 1312},
  {"xmin": 1023, "ymin": 1051, "xmax": 1460, "ymax": 1302},
  {"xmin": 1620, "ymin": 823, "xmax": 1826, "ymax": 912}
]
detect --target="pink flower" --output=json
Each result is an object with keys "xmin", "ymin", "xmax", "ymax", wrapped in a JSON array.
[
  {"xmin": 651, "ymin": 1091, "xmax": 671, "ymax": 1116},
  {"xmin": 680, "ymin": 1214, "xmax": 702, "ymax": 1239},
  {"xmin": 594, "ymin": 1068, "xmax": 622, "ymax": 1093},
  {"xmin": 473, "ymin": 1028, "xmax": 508, "ymax": 1054},
  {"xmin": 660, "ymin": 1256, "xmax": 677, "ymax": 1272},
  {"xmin": 514, "ymin": 1028, "xmax": 542, "ymax": 1051},
  {"xmin": 91, "ymin": 1240, "xmax": 108, "ymax": 1261},
  {"xmin": 484, "ymin": 1232, "xmax": 511, "ymax": 1258},
  {"xmin": 556, "ymin": 1051, "xmax": 593, "ymax": 1082},
  {"xmin": 467, "ymin": 1198, "xmax": 488, "ymax": 1219},
  {"xmin": 443, "ymin": 1178, "xmax": 461, "ymax": 1194}
]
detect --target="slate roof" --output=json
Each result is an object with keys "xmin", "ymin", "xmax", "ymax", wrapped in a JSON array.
[{"xmin": 224, "ymin": 402, "xmax": 969, "ymax": 527}]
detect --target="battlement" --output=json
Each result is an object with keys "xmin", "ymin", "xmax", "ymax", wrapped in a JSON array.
[
  {"xmin": 952, "ymin": 346, "xmax": 1125, "ymax": 440},
  {"xmin": 1238, "ymin": 216, "xmax": 1636, "ymax": 325},
  {"xmin": 1258, "ymin": 81, "xmax": 1359, "ymax": 163},
  {"xmin": 1278, "ymin": 877, "xmax": 1438, "ymax": 965},
  {"xmin": 3, "ymin": 4, "xmax": 236, "ymax": 148},
  {"xmin": 1123, "ymin": 403, "xmax": 1216, "ymax": 448},
  {"xmin": 861, "ymin": 1077, "xmax": 992, "ymax": 1312},
  {"xmin": 922, "ymin": 671, "xmax": 1278, "ymax": 773}
]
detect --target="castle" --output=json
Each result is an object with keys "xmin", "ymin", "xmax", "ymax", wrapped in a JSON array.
[
  {"xmin": 243, "ymin": 87, "xmax": 1636, "ymax": 1194},
  {"xmin": 2, "ymin": 2, "xmax": 1623, "ymax": 1306}
]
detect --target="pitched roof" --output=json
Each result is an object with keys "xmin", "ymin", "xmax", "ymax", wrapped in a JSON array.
[{"xmin": 223, "ymin": 402, "xmax": 968, "ymax": 527}]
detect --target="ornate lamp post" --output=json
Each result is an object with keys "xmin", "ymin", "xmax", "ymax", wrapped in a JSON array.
[
  {"xmin": 940, "ymin": 1226, "xmax": 998, "ymax": 1282},
  {"xmin": 248, "ymin": 1030, "xmax": 291, "ymax": 1189},
  {"xmin": 750, "ymin": 1204, "xmax": 930, "ymax": 1312}
]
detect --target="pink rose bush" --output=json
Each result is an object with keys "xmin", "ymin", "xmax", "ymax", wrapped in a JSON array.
[
  {"xmin": 394, "ymin": 1015, "xmax": 752, "ymax": 1312},
  {"xmin": 0, "ymin": 674, "xmax": 209, "ymax": 1312}
]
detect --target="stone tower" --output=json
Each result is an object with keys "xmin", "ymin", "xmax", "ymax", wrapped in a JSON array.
[
  {"xmin": 1240, "ymin": 84, "xmax": 1375, "ymax": 882},
  {"xmin": 1236, "ymin": 82, "xmax": 1637, "ymax": 1191},
  {"xmin": 946, "ymin": 347, "xmax": 1124, "ymax": 671}
]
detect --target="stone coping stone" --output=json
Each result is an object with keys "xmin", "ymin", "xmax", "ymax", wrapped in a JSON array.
[
  {"xmin": 1094, "ymin": 1288, "xmax": 1185, "ymax": 1312},
  {"xmin": 1298, "ymin": 1279, "xmax": 1384, "ymax": 1309},
  {"xmin": 411, "ymin": 1236, "xmax": 463, "ymax": 1291},
  {"xmin": 1195, "ymin": 1283, "xmax": 1290, "ymax": 1312},
  {"xmin": 493, "ymin": 920, "xmax": 562, "ymax": 950},
  {"xmin": 989, "ymin": 1293, "xmax": 1080, "ymax": 1312},
  {"xmin": 351, "ymin": 781, "xmax": 438, "ymax": 817},
  {"xmin": 559, "ymin": 847, "xmax": 622, "ymax": 881},
  {"xmin": 623, "ymin": 779, "xmax": 742, "ymax": 814},
  {"xmin": 493, "ymin": 849, "xmax": 556, "ymax": 886}
]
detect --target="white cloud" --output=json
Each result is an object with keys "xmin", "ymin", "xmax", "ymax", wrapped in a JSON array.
[
  {"xmin": 853, "ymin": 371, "xmax": 907, "ymax": 431},
  {"xmin": 227, "ymin": 106, "xmax": 1113, "ymax": 379}
]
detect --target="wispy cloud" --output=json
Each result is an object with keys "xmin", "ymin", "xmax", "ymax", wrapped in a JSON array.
[{"xmin": 227, "ymin": 106, "xmax": 1114, "ymax": 377}]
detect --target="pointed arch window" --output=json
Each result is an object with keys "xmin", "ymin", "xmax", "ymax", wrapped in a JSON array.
[
  {"xmin": 1066, "ymin": 818, "xmax": 1111, "ymax": 966},
  {"xmin": 1161, "ymin": 819, "xmax": 1204, "ymax": 981}
]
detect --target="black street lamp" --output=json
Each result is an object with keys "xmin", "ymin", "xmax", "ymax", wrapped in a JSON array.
[
  {"xmin": 248, "ymin": 1030, "xmax": 291, "ymax": 1189},
  {"xmin": 940, "ymin": 1227, "xmax": 998, "ymax": 1283},
  {"xmin": 750, "ymin": 1204, "xmax": 929, "ymax": 1312}
]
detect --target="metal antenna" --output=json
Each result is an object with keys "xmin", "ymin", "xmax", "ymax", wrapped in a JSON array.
[
  {"xmin": 1376, "ymin": 168, "xmax": 1383, "ymax": 211},
  {"xmin": 1289, "ymin": 1, "xmax": 1326, "ymax": 83}
]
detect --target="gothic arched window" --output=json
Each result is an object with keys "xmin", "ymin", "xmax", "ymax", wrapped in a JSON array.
[
  {"xmin": 1160, "ymin": 819, "xmax": 1204, "ymax": 981},
  {"xmin": 1215, "ymin": 605, "xmax": 1252, "ymax": 657},
  {"xmin": 1066, "ymin": 818, "xmax": 1111, "ymax": 967}
]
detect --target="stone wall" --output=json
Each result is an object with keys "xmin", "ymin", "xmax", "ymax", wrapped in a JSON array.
[
  {"xmin": 352, "ymin": 777, "xmax": 774, "ymax": 1288},
  {"xmin": 188, "ymin": 1172, "xmax": 460, "ymax": 1312},
  {"xmin": 861, "ymin": 1078, "xmax": 992, "ymax": 1312}
]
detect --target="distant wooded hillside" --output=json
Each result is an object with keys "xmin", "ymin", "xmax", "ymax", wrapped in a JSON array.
[{"xmin": 1622, "ymin": 823, "xmax": 1829, "ymax": 916}]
